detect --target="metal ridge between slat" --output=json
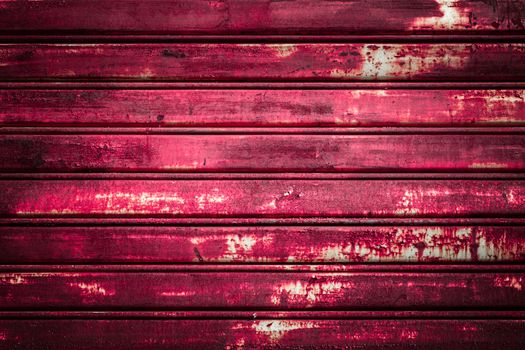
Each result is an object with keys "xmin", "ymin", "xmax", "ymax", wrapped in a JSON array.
[
  {"xmin": 0, "ymin": 264, "xmax": 524, "ymax": 272},
  {"xmin": 1, "ymin": 218, "xmax": 525, "ymax": 225},
  {"xmin": 3, "ymin": 82, "xmax": 525, "ymax": 89},
  {"xmin": 1, "ymin": 127, "xmax": 525, "ymax": 134},
  {"xmin": 0, "ymin": 173, "xmax": 524, "ymax": 180},
  {"xmin": 1, "ymin": 34, "xmax": 525, "ymax": 43},
  {"xmin": 1, "ymin": 310, "xmax": 525, "ymax": 319}
]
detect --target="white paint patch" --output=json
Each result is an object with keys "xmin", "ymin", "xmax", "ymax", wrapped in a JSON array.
[
  {"xmin": 16, "ymin": 209, "xmax": 80, "ymax": 215},
  {"xmin": 321, "ymin": 245, "xmax": 347, "ymax": 261},
  {"xmin": 269, "ymin": 44, "xmax": 297, "ymax": 57},
  {"xmin": 411, "ymin": 0, "xmax": 470, "ymax": 30},
  {"xmin": 195, "ymin": 192, "xmax": 228, "ymax": 209},
  {"xmin": 335, "ymin": 44, "xmax": 468, "ymax": 80},
  {"xmin": 282, "ymin": 188, "xmax": 295, "ymax": 197},
  {"xmin": 260, "ymin": 187, "xmax": 299, "ymax": 210},
  {"xmin": 94, "ymin": 191, "xmax": 185, "ymax": 214},
  {"xmin": 221, "ymin": 235, "xmax": 259, "ymax": 261},
  {"xmin": 400, "ymin": 329, "xmax": 419, "ymax": 340},
  {"xmin": 70, "ymin": 282, "xmax": 115, "ymax": 296},
  {"xmin": 506, "ymin": 190, "xmax": 518, "ymax": 205},
  {"xmin": 252, "ymin": 320, "xmax": 317, "ymax": 342},
  {"xmin": 493, "ymin": 276, "xmax": 523, "ymax": 291},
  {"xmin": 95, "ymin": 192, "xmax": 185, "ymax": 204},
  {"xmin": 270, "ymin": 279, "xmax": 348, "ymax": 305},
  {"xmin": 484, "ymin": 90, "xmax": 525, "ymax": 105},
  {"xmin": 299, "ymin": 227, "xmax": 500, "ymax": 263},
  {"xmin": 260, "ymin": 199, "xmax": 277, "ymax": 210},
  {"xmin": 469, "ymin": 162, "xmax": 509, "ymax": 169},
  {"xmin": 0, "ymin": 275, "xmax": 27, "ymax": 285},
  {"xmin": 163, "ymin": 161, "xmax": 199, "ymax": 170},
  {"xmin": 140, "ymin": 68, "xmax": 154, "ymax": 79},
  {"xmin": 190, "ymin": 235, "xmax": 212, "ymax": 245},
  {"xmin": 226, "ymin": 235, "xmax": 257, "ymax": 253},
  {"xmin": 395, "ymin": 190, "xmax": 421, "ymax": 215},
  {"xmin": 159, "ymin": 291, "xmax": 196, "ymax": 297},
  {"xmin": 190, "ymin": 233, "xmax": 273, "ymax": 262}
]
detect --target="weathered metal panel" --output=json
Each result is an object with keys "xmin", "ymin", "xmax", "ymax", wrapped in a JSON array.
[
  {"xmin": 1, "ymin": 271, "xmax": 524, "ymax": 309},
  {"xmin": 0, "ymin": 134, "xmax": 523, "ymax": 172},
  {"xmin": 1, "ymin": 44, "xmax": 525, "ymax": 81},
  {"xmin": 2, "ymin": 89, "xmax": 525, "ymax": 127},
  {"xmin": 1, "ymin": 0, "xmax": 524, "ymax": 348},
  {"xmin": 0, "ymin": 0, "xmax": 523, "ymax": 35},
  {"xmin": 0, "ymin": 225, "xmax": 523, "ymax": 263},
  {"xmin": 1, "ymin": 319, "xmax": 525, "ymax": 349},
  {"xmin": 1, "ymin": 180, "xmax": 523, "ymax": 218}
]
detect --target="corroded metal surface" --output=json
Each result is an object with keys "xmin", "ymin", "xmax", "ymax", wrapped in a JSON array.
[
  {"xmin": 2, "ymin": 89, "xmax": 524, "ymax": 127},
  {"xmin": 0, "ymin": 134, "xmax": 523, "ymax": 172},
  {"xmin": 0, "ymin": 43, "xmax": 524, "ymax": 81},
  {"xmin": 0, "ymin": 0, "xmax": 523, "ymax": 34},
  {"xmin": 2, "ymin": 180, "xmax": 523, "ymax": 217},
  {"xmin": 1, "ymin": 0, "xmax": 525, "ymax": 348},
  {"xmin": 0, "ymin": 226, "xmax": 523, "ymax": 263}
]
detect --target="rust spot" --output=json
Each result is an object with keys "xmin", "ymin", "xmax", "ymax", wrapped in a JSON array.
[
  {"xmin": 14, "ymin": 50, "xmax": 34, "ymax": 61},
  {"xmin": 481, "ymin": 0, "xmax": 525, "ymax": 29},
  {"xmin": 162, "ymin": 49, "xmax": 186, "ymax": 58},
  {"xmin": 193, "ymin": 247, "xmax": 204, "ymax": 262}
]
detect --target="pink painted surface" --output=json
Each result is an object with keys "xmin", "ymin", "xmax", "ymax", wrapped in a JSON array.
[
  {"xmin": 1, "ymin": 0, "xmax": 525, "ymax": 348},
  {"xmin": 2, "ymin": 180, "xmax": 523, "ymax": 218},
  {"xmin": 0, "ymin": 271, "xmax": 524, "ymax": 309},
  {"xmin": 2, "ymin": 89, "xmax": 525, "ymax": 127},
  {"xmin": 1, "ymin": 44, "xmax": 525, "ymax": 81},
  {"xmin": 0, "ymin": 134, "xmax": 523, "ymax": 172},
  {"xmin": 0, "ymin": 0, "xmax": 523, "ymax": 35},
  {"xmin": 0, "ymin": 226, "xmax": 522, "ymax": 263},
  {"xmin": 1, "ymin": 319, "xmax": 524, "ymax": 349}
]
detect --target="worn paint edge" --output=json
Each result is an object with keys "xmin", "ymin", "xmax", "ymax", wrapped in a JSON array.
[
  {"xmin": 1, "ymin": 310, "xmax": 525, "ymax": 319},
  {"xmin": 0, "ymin": 264, "xmax": 524, "ymax": 272}
]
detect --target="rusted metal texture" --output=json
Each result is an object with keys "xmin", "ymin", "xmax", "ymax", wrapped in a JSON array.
[
  {"xmin": 2, "ymin": 180, "xmax": 523, "ymax": 217},
  {"xmin": 1, "ymin": 271, "xmax": 525, "ymax": 309},
  {"xmin": 0, "ymin": 0, "xmax": 523, "ymax": 35},
  {"xmin": 1, "ymin": 89, "xmax": 525, "ymax": 127},
  {"xmin": 1, "ymin": 0, "xmax": 525, "ymax": 348},
  {"xmin": 0, "ymin": 226, "xmax": 522, "ymax": 263},
  {"xmin": 1, "ymin": 44, "xmax": 525, "ymax": 81}
]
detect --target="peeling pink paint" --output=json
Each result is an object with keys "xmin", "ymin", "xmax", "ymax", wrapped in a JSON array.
[
  {"xmin": 1, "ymin": 44, "xmax": 524, "ymax": 81},
  {"xmin": 2, "ymin": 90, "xmax": 525, "ymax": 127},
  {"xmin": 1, "ymin": 0, "xmax": 524, "ymax": 348},
  {"xmin": 270, "ymin": 279, "xmax": 350, "ymax": 305},
  {"xmin": 251, "ymin": 320, "xmax": 318, "ymax": 342},
  {"xmin": 0, "ymin": 0, "xmax": 523, "ymax": 34},
  {"xmin": 69, "ymin": 282, "xmax": 115, "ymax": 297},
  {"xmin": 1, "ymin": 226, "xmax": 524, "ymax": 263}
]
